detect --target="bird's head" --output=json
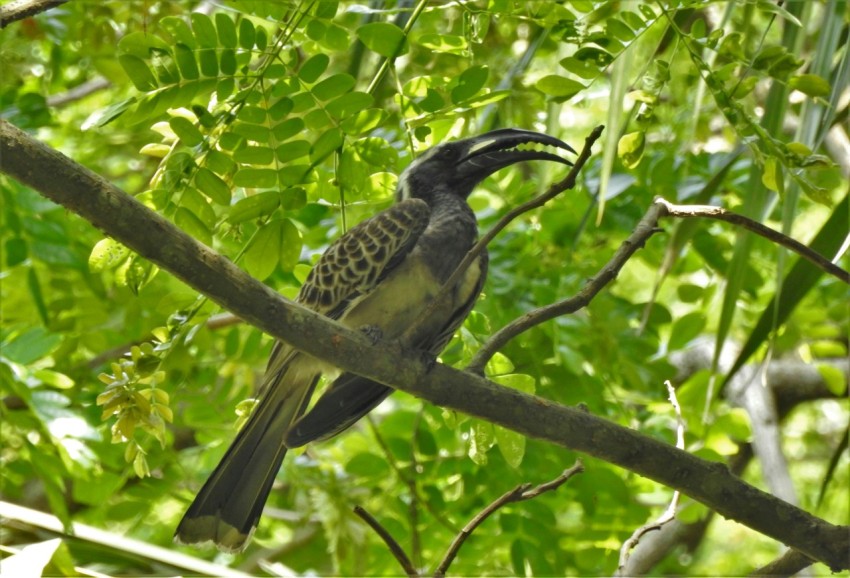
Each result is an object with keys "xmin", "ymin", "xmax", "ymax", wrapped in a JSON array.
[{"xmin": 396, "ymin": 128, "xmax": 576, "ymax": 202}]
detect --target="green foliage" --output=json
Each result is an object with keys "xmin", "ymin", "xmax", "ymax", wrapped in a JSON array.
[{"xmin": 1, "ymin": 0, "xmax": 847, "ymax": 576}]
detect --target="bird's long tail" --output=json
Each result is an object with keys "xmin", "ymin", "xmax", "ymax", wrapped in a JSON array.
[{"xmin": 174, "ymin": 355, "xmax": 319, "ymax": 552}]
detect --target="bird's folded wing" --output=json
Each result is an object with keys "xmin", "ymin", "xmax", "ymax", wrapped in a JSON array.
[{"xmin": 295, "ymin": 198, "xmax": 431, "ymax": 318}]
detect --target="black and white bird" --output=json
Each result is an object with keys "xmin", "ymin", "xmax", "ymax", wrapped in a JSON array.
[{"xmin": 175, "ymin": 128, "xmax": 575, "ymax": 551}]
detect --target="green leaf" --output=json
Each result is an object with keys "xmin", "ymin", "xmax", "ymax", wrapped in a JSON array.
[
  {"xmin": 237, "ymin": 106, "xmax": 267, "ymax": 124},
  {"xmin": 356, "ymin": 22, "xmax": 408, "ymax": 57},
  {"xmin": 341, "ymin": 108, "xmax": 386, "ymax": 135},
  {"xmin": 298, "ymin": 53, "xmax": 330, "ymax": 83},
  {"xmin": 494, "ymin": 425, "xmax": 526, "ymax": 468},
  {"xmin": 416, "ymin": 33, "xmax": 467, "ymax": 55},
  {"xmin": 89, "ymin": 238, "xmax": 130, "ymax": 272},
  {"xmin": 273, "ymin": 118, "xmax": 305, "ymax": 141},
  {"xmin": 607, "ymin": 17, "xmax": 636, "ymax": 41},
  {"xmin": 220, "ymin": 48, "xmax": 237, "ymax": 75},
  {"xmin": 2, "ymin": 327, "xmax": 61, "ymax": 364},
  {"xmin": 227, "ymin": 191, "xmax": 281, "ymax": 224},
  {"xmin": 215, "ymin": 13, "xmax": 237, "ymax": 48},
  {"xmin": 191, "ymin": 12, "xmax": 218, "ymax": 48},
  {"xmin": 493, "ymin": 374, "xmax": 535, "ymax": 394},
  {"xmin": 234, "ymin": 146, "xmax": 274, "ymax": 165},
  {"xmin": 560, "ymin": 56, "xmax": 602, "ymax": 79},
  {"xmin": 326, "ymin": 91, "xmax": 374, "ymax": 120},
  {"xmin": 269, "ymin": 97, "xmax": 294, "ymax": 120},
  {"xmin": 668, "ymin": 311, "xmax": 706, "ymax": 350},
  {"xmin": 232, "ymin": 122, "xmax": 271, "ymax": 143},
  {"xmin": 233, "ymin": 168, "xmax": 277, "ymax": 188},
  {"xmin": 312, "ymin": 73, "xmax": 356, "ymax": 101},
  {"xmin": 5, "ymin": 237, "xmax": 27, "ymax": 267},
  {"xmin": 175, "ymin": 206, "xmax": 212, "ymax": 246},
  {"xmin": 788, "ymin": 74, "xmax": 831, "ymax": 97},
  {"xmin": 119, "ymin": 55, "xmax": 158, "ymax": 91},
  {"xmin": 310, "ymin": 128, "xmax": 343, "ymax": 163},
  {"xmin": 536, "ymin": 75, "xmax": 584, "ymax": 99},
  {"xmin": 174, "ymin": 44, "xmax": 199, "ymax": 80},
  {"xmin": 244, "ymin": 219, "xmax": 302, "ymax": 279},
  {"xmin": 276, "ymin": 140, "xmax": 311, "ymax": 161},
  {"xmin": 451, "ymin": 65, "xmax": 489, "ymax": 104},
  {"xmin": 198, "ymin": 48, "xmax": 218, "ymax": 77},
  {"xmin": 161, "ymin": 16, "xmax": 196, "ymax": 48},
  {"xmin": 618, "ymin": 131, "xmax": 645, "ymax": 169},
  {"xmin": 169, "ymin": 117, "xmax": 203, "ymax": 146},
  {"xmin": 27, "ymin": 267, "xmax": 49, "ymax": 326},
  {"xmin": 194, "ymin": 168, "xmax": 231, "ymax": 205},
  {"xmin": 239, "ymin": 18, "xmax": 255, "ymax": 49},
  {"xmin": 345, "ymin": 452, "xmax": 390, "ymax": 477},
  {"xmin": 118, "ymin": 31, "xmax": 171, "ymax": 58},
  {"xmin": 469, "ymin": 420, "xmax": 494, "ymax": 465}
]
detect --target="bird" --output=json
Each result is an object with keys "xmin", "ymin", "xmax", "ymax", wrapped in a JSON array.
[{"xmin": 174, "ymin": 128, "xmax": 576, "ymax": 552}]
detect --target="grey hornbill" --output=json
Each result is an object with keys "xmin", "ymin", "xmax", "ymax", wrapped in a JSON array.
[{"xmin": 175, "ymin": 128, "xmax": 575, "ymax": 551}]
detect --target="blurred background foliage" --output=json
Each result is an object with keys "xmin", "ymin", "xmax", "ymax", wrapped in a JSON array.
[{"xmin": 1, "ymin": 0, "xmax": 847, "ymax": 576}]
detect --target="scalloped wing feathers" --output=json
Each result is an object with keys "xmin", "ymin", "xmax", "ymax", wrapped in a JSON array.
[{"xmin": 296, "ymin": 198, "xmax": 430, "ymax": 318}]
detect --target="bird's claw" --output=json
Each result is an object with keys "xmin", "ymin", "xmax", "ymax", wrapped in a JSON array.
[{"xmin": 359, "ymin": 324, "xmax": 383, "ymax": 345}]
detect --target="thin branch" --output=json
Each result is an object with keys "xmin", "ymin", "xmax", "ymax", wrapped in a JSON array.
[
  {"xmin": 467, "ymin": 199, "xmax": 665, "ymax": 373},
  {"xmin": 0, "ymin": 501, "xmax": 253, "ymax": 577},
  {"xmin": 2, "ymin": 120, "xmax": 848, "ymax": 571},
  {"xmin": 406, "ymin": 125, "xmax": 604, "ymax": 349},
  {"xmin": 434, "ymin": 460, "xmax": 584, "ymax": 577},
  {"xmin": 468, "ymin": 195, "xmax": 850, "ymax": 373},
  {"xmin": 354, "ymin": 506, "xmax": 419, "ymax": 578},
  {"xmin": 47, "ymin": 77, "xmax": 111, "ymax": 107},
  {"xmin": 0, "ymin": 0, "xmax": 67, "ymax": 28},
  {"xmin": 655, "ymin": 198, "xmax": 850, "ymax": 284},
  {"xmin": 617, "ymin": 382, "xmax": 684, "ymax": 575},
  {"xmin": 366, "ymin": 416, "xmax": 459, "ymax": 534}
]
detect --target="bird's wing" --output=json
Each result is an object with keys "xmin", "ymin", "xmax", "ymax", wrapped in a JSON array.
[
  {"xmin": 260, "ymin": 197, "xmax": 430, "ymax": 386},
  {"xmin": 285, "ymin": 249, "xmax": 489, "ymax": 447},
  {"xmin": 296, "ymin": 198, "xmax": 431, "ymax": 318}
]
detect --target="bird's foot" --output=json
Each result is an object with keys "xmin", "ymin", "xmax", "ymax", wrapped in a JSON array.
[{"xmin": 358, "ymin": 324, "xmax": 383, "ymax": 345}]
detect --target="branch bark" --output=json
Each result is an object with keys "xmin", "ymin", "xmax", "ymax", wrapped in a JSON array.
[
  {"xmin": 1, "ymin": 120, "xmax": 848, "ymax": 571},
  {"xmin": 0, "ymin": 0, "xmax": 67, "ymax": 28}
]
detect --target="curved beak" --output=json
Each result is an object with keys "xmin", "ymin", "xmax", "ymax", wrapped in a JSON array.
[{"xmin": 456, "ymin": 128, "xmax": 576, "ymax": 184}]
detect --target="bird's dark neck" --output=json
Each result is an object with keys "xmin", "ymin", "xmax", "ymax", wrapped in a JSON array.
[{"xmin": 417, "ymin": 190, "xmax": 479, "ymax": 282}]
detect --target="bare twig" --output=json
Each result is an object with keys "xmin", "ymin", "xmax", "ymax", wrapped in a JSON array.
[
  {"xmin": 467, "ymin": 200, "xmax": 665, "ymax": 373},
  {"xmin": 354, "ymin": 506, "xmax": 419, "ymax": 578},
  {"xmin": 0, "ymin": 0, "xmax": 67, "ymax": 28},
  {"xmin": 434, "ymin": 460, "xmax": 584, "ymax": 577},
  {"xmin": 405, "ymin": 125, "xmax": 604, "ymax": 350},
  {"xmin": 366, "ymin": 416, "xmax": 459, "ymax": 534},
  {"xmin": 617, "ymin": 382, "xmax": 684, "ymax": 575},
  {"xmin": 468, "ymin": 195, "xmax": 850, "ymax": 373},
  {"xmin": 655, "ymin": 198, "xmax": 850, "ymax": 284},
  {"xmin": 47, "ymin": 77, "xmax": 111, "ymax": 107}
]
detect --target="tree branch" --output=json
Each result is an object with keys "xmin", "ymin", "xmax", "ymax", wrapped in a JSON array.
[
  {"xmin": 467, "ymin": 197, "xmax": 665, "ymax": 373},
  {"xmin": 468, "ymin": 196, "xmax": 850, "ymax": 373},
  {"xmin": 434, "ymin": 461, "xmax": 584, "ymax": 577},
  {"xmin": 354, "ymin": 506, "xmax": 418, "ymax": 577},
  {"xmin": 0, "ymin": 0, "xmax": 67, "ymax": 28},
  {"xmin": 655, "ymin": 198, "xmax": 850, "ymax": 284},
  {"xmin": 1, "ymin": 119, "xmax": 848, "ymax": 571}
]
